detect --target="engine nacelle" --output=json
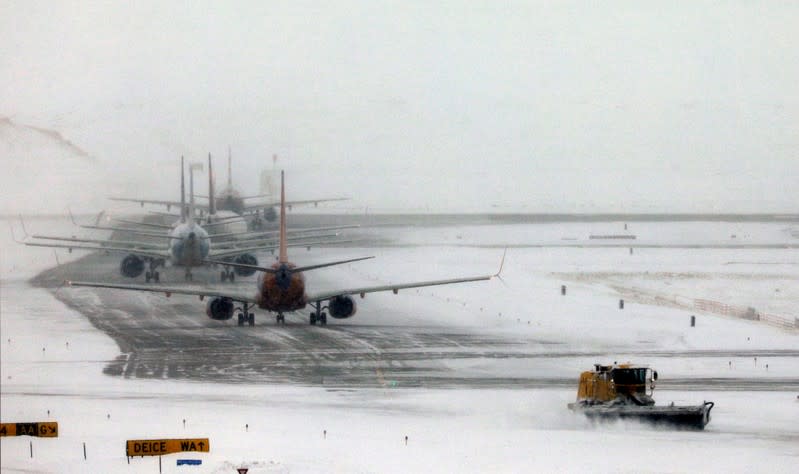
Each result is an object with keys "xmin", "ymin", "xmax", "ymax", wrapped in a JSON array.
[
  {"xmin": 263, "ymin": 206, "xmax": 278, "ymax": 222},
  {"xmin": 206, "ymin": 297, "xmax": 235, "ymax": 320},
  {"xmin": 328, "ymin": 295, "xmax": 357, "ymax": 319},
  {"xmin": 120, "ymin": 254, "xmax": 144, "ymax": 278},
  {"xmin": 234, "ymin": 253, "xmax": 258, "ymax": 276}
]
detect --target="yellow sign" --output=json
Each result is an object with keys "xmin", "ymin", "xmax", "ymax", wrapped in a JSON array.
[
  {"xmin": 126, "ymin": 438, "xmax": 209, "ymax": 457},
  {"xmin": 0, "ymin": 422, "xmax": 58, "ymax": 437}
]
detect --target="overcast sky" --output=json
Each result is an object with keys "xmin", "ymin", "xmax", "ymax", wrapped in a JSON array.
[{"xmin": 1, "ymin": 1, "xmax": 798, "ymax": 214}]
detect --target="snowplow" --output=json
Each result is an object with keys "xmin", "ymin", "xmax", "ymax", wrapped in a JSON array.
[{"xmin": 567, "ymin": 363, "xmax": 714, "ymax": 430}]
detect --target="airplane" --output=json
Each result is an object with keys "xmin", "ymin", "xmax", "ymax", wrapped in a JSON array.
[
  {"xmin": 68, "ymin": 171, "xmax": 502, "ymax": 326},
  {"xmin": 110, "ymin": 148, "xmax": 348, "ymax": 227},
  {"xmin": 19, "ymin": 158, "xmax": 342, "ymax": 282}
]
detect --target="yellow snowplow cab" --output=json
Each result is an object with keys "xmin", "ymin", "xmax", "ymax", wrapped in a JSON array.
[{"xmin": 576, "ymin": 363, "xmax": 657, "ymax": 404}]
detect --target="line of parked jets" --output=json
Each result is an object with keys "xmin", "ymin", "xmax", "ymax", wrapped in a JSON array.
[{"xmin": 16, "ymin": 155, "xmax": 502, "ymax": 326}]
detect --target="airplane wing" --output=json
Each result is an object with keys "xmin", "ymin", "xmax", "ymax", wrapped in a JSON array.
[
  {"xmin": 211, "ymin": 232, "xmax": 341, "ymax": 249},
  {"xmin": 206, "ymin": 238, "xmax": 355, "ymax": 260},
  {"xmin": 241, "ymin": 194, "xmax": 273, "ymax": 200},
  {"xmin": 67, "ymin": 281, "xmax": 257, "ymax": 304},
  {"xmin": 74, "ymin": 224, "xmax": 174, "ymax": 239},
  {"xmin": 24, "ymin": 241, "xmax": 170, "ymax": 260},
  {"xmin": 112, "ymin": 218, "xmax": 174, "ymax": 230},
  {"xmin": 205, "ymin": 255, "xmax": 374, "ymax": 273},
  {"xmin": 205, "ymin": 224, "xmax": 358, "ymax": 240},
  {"xmin": 29, "ymin": 234, "xmax": 163, "ymax": 249},
  {"xmin": 305, "ymin": 274, "xmax": 493, "ymax": 303},
  {"xmin": 239, "ymin": 198, "xmax": 349, "ymax": 212},
  {"xmin": 109, "ymin": 197, "xmax": 211, "ymax": 212}
]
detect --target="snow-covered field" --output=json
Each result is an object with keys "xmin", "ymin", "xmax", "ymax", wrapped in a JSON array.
[{"xmin": 2, "ymin": 217, "xmax": 798, "ymax": 473}]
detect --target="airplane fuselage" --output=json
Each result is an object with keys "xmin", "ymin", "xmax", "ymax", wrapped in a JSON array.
[
  {"xmin": 255, "ymin": 262, "xmax": 307, "ymax": 312},
  {"xmin": 169, "ymin": 222, "xmax": 210, "ymax": 267},
  {"xmin": 216, "ymin": 188, "xmax": 246, "ymax": 215},
  {"xmin": 207, "ymin": 210, "xmax": 248, "ymax": 238}
]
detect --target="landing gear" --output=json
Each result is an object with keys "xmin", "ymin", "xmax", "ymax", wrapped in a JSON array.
[
  {"xmin": 236, "ymin": 303, "xmax": 255, "ymax": 327},
  {"xmin": 309, "ymin": 302, "xmax": 328, "ymax": 326},
  {"xmin": 276, "ymin": 313, "xmax": 286, "ymax": 324},
  {"xmin": 237, "ymin": 312, "xmax": 255, "ymax": 326},
  {"xmin": 250, "ymin": 209, "xmax": 266, "ymax": 230},
  {"xmin": 144, "ymin": 259, "xmax": 162, "ymax": 283},
  {"xmin": 145, "ymin": 271, "xmax": 160, "ymax": 283},
  {"xmin": 220, "ymin": 268, "xmax": 235, "ymax": 282},
  {"xmin": 184, "ymin": 268, "xmax": 193, "ymax": 282}
]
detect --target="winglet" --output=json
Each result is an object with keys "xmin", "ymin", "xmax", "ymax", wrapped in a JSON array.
[
  {"xmin": 17, "ymin": 214, "xmax": 30, "ymax": 239},
  {"xmin": 54, "ymin": 278, "xmax": 68, "ymax": 298},
  {"xmin": 94, "ymin": 210, "xmax": 106, "ymax": 227},
  {"xmin": 493, "ymin": 248, "xmax": 507, "ymax": 279},
  {"xmin": 9, "ymin": 221, "xmax": 25, "ymax": 243},
  {"xmin": 278, "ymin": 170, "xmax": 288, "ymax": 263},
  {"xmin": 68, "ymin": 207, "xmax": 79, "ymax": 226}
]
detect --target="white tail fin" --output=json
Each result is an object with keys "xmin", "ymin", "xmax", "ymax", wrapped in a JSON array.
[
  {"xmin": 188, "ymin": 161, "xmax": 196, "ymax": 225},
  {"xmin": 208, "ymin": 153, "xmax": 217, "ymax": 217},
  {"xmin": 279, "ymin": 170, "xmax": 287, "ymax": 263},
  {"xmin": 180, "ymin": 156, "xmax": 186, "ymax": 223}
]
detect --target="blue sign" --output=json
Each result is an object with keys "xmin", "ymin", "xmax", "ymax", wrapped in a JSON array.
[{"xmin": 177, "ymin": 459, "xmax": 202, "ymax": 466}]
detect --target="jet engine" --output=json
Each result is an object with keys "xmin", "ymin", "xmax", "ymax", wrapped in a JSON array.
[
  {"xmin": 328, "ymin": 295, "xmax": 357, "ymax": 319},
  {"xmin": 120, "ymin": 254, "xmax": 145, "ymax": 278},
  {"xmin": 263, "ymin": 206, "xmax": 278, "ymax": 222},
  {"xmin": 206, "ymin": 297, "xmax": 235, "ymax": 320},
  {"xmin": 233, "ymin": 253, "xmax": 258, "ymax": 276}
]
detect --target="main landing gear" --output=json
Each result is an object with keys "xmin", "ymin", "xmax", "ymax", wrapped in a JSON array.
[
  {"xmin": 145, "ymin": 258, "xmax": 163, "ymax": 283},
  {"xmin": 275, "ymin": 313, "xmax": 286, "ymax": 325},
  {"xmin": 309, "ymin": 301, "xmax": 328, "ymax": 326},
  {"xmin": 236, "ymin": 303, "xmax": 255, "ymax": 327},
  {"xmin": 220, "ymin": 268, "xmax": 235, "ymax": 282}
]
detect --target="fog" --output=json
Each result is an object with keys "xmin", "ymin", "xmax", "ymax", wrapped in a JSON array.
[{"xmin": 2, "ymin": 1, "xmax": 798, "ymax": 215}]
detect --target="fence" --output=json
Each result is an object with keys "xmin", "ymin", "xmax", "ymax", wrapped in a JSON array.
[{"xmin": 694, "ymin": 298, "xmax": 798, "ymax": 330}]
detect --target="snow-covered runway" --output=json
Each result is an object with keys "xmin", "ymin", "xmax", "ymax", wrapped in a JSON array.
[{"xmin": 2, "ymin": 216, "xmax": 798, "ymax": 472}]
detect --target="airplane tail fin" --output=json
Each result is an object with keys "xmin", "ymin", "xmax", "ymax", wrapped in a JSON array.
[
  {"xmin": 180, "ymin": 156, "xmax": 186, "ymax": 223},
  {"xmin": 188, "ymin": 161, "xmax": 199, "ymax": 225},
  {"xmin": 279, "ymin": 170, "xmax": 287, "ymax": 263},
  {"xmin": 227, "ymin": 146, "xmax": 233, "ymax": 189},
  {"xmin": 208, "ymin": 153, "xmax": 217, "ymax": 217}
]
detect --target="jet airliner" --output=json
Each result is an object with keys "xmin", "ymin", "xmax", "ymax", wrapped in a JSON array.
[
  {"xmin": 68, "ymin": 171, "xmax": 501, "ymax": 326},
  {"xmin": 20, "ymin": 158, "xmax": 334, "ymax": 282}
]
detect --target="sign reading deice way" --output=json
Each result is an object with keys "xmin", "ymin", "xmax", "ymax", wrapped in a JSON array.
[
  {"xmin": 0, "ymin": 422, "xmax": 58, "ymax": 437},
  {"xmin": 126, "ymin": 438, "xmax": 209, "ymax": 457}
]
